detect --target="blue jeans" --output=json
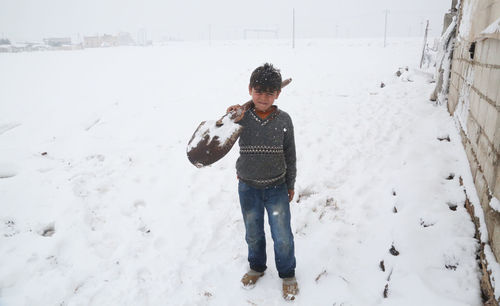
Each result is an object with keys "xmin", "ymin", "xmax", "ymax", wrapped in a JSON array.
[{"xmin": 238, "ymin": 181, "xmax": 296, "ymax": 278}]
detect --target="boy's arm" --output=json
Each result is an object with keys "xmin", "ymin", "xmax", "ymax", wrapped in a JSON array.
[{"xmin": 284, "ymin": 117, "xmax": 297, "ymax": 201}]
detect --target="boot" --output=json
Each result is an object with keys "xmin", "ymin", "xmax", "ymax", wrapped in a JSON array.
[
  {"xmin": 282, "ymin": 277, "xmax": 299, "ymax": 301},
  {"xmin": 241, "ymin": 270, "xmax": 265, "ymax": 289}
]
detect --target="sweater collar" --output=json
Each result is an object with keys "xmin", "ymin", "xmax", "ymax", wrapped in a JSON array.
[{"xmin": 249, "ymin": 103, "xmax": 280, "ymax": 124}]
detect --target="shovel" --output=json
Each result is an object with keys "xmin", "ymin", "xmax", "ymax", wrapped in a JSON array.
[{"xmin": 186, "ymin": 78, "xmax": 292, "ymax": 168}]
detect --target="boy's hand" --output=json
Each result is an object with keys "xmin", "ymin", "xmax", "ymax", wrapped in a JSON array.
[
  {"xmin": 288, "ymin": 189, "xmax": 294, "ymax": 202},
  {"xmin": 227, "ymin": 104, "xmax": 245, "ymax": 122}
]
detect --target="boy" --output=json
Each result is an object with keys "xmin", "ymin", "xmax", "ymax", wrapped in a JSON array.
[{"xmin": 227, "ymin": 63, "xmax": 298, "ymax": 301}]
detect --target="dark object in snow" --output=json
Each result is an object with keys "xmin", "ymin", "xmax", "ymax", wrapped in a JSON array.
[
  {"xmin": 326, "ymin": 197, "xmax": 335, "ymax": 206},
  {"xmin": 187, "ymin": 79, "xmax": 292, "ymax": 168},
  {"xmin": 380, "ymin": 82, "xmax": 385, "ymax": 88},
  {"xmin": 203, "ymin": 291, "xmax": 213, "ymax": 297},
  {"xmin": 383, "ymin": 284, "xmax": 389, "ymax": 298},
  {"xmin": 446, "ymin": 173, "xmax": 455, "ymax": 180},
  {"xmin": 315, "ymin": 270, "xmax": 327, "ymax": 282},
  {"xmin": 0, "ymin": 172, "xmax": 16, "ymax": 179},
  {"xmin": 392, "ymin": 190, "xmax": 396, "ymax": 196},
  {"xmin": 3, "ymin": 220, "xmax": 19, "ymax": 237},
  {"xmin": 393, "ymin": 206, "xmax": 398, "ymax": 213},
  {"xmin": 447, "ymin": 202, "xmax": 458, "ymax": 211},
  {"xmin": 389, "ymin": 245, "xmax": 400, "ymax": 256},
  {"xmin": 379, "ymin": 260, "xmax": 385, "ymax": 272},
  {"xmin": 420, "ymin": 218, "xmax": 435, "ymax": 227},
  {"xmin": 40, "ymin": 223, "xmax": 55, "ymax": 237},
  {"xmin": 437, "ymin": 135, "xmax": 451, "ymax": 142},
  {"xmin": 445, "ymin": 264, "xmax": 458, "ymax": 271},
  {"xmin": 297, "ymin": 189, "xmax": 316, "ymax": 203},
  {"xmin": 395, "ymin": 67, "xmax": 409, "ymax": 77},
  {"xmin": 41, "ymin": 152, "xmax": 48, "ymax": 156}
]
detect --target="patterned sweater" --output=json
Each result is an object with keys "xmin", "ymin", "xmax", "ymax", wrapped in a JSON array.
[{"xmin": 236, "ymin": 105, "xmax": 296, "ymax": 190}]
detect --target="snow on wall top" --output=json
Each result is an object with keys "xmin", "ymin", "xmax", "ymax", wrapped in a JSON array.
[{"xmin": 481, "ymin": 17, "xmax": 500, "ymax": 34}]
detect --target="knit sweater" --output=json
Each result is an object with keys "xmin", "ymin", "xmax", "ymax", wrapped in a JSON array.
[{"xmin": 236, "ymin": 104, "xmax": 296, "ymax": 190}]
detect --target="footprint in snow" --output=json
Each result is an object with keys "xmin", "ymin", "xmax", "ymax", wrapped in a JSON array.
[
  {"xmin": 46, "ymin": 255, "xmax": 58, "ymax": 266},
  {"xmin": 2, "ymin": 219, "xmax": 20, "ymax": 237},
  {"xmin": 86, "ymin": 154, "xmax": 105, "ymax": 162},
  {"xmin": 445, "ymin": 263, "xmax": 458, "ymax": 271},
  {"xmin": 70, "ymin": 172, "xmax": 96, "ymax": 198},
  {"xmin": 419, "ymin": 218, "xmax": 435, "ymax": 227},
  {"xmin": 379, "ymin": 260, "xmax": 386, "ymax": 272},
  {"xmin": 437, "ymin": 135, "xmax": 451, "ymax": 142},
  {"xmin": 444, "ymin": 255, "xmax": 459, "ymax": 271},
  {"xmin": 391, "ymin": 189, "xmax": 399, "ymax": 213},
  {"xmin": 315, "ymin": 270, "xmax": 328, "ymax": 282},
  {"xmin": 447, "ymin": 202, "xmax": 458, "ymax": 211},
  {"xmin": 0, "ymin": 163, "xmax": 18, "ymax": 179},
  {"xmin": 138, "ymin": 225, "xmax": 151, "ymax": 234},
  {"xmin": 134, "ymin": 200, "xmax": 147, "ymax": 208},
  {"xmin": 389, "ymin": 244, "xmax": 400, "ymax": 256},
  {"xmin": 296, "ymin": 188, "xmax": 316, "ymax": 203},
  {"xmin": 0, "ymin": 122, "xmax": 21, "ymax": 136},
  {"xmin": 39, "ymin": 222, "xmax": 56, "ymax": 237}
]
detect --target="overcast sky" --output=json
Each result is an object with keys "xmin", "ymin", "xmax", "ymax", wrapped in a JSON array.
[{"xmin": 1, "ymin": 0, "xmax": 452, "ymax": 42}]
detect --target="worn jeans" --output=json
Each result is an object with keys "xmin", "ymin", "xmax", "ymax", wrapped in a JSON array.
[{"xmin": 238, "ymin": 180, "xmax": 296, "ymax": 278}]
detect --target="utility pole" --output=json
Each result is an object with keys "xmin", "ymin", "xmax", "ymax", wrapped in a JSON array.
[
  {"xmin": 420, "ymin": 20, "xmax": 430, "ymax": 68},
  {"xmin": 383, "ymin": 9, "xmax": 389, "ymax": 47},
  {"xmin": 292, "ymin": 8, "xmax": 295, "ymax": 49}
]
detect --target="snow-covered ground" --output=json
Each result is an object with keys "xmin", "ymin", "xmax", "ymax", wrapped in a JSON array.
[{"xmin": 0, "ymin": 38, "xmax": 482, "ymax": 305}]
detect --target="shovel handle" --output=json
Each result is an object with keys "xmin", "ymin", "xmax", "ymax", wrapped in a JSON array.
[{"xmin": 216, "ymin": 78, "xmax": 292, "ymax": 126}]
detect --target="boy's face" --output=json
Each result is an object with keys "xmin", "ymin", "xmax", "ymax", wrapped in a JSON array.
[{"xmin": 249, "ymin": 86, "xmax": 281, "ymax": 112}]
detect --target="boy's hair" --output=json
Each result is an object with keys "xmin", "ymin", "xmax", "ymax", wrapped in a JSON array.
[{"xmin": 250, "ymin": 63, "xmax": 282, "ymax": 93}]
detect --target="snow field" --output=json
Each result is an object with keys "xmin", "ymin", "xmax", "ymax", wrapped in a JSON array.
[{"xmin": 0, "ymin": 38, "xmax": 482, "ymax": 305}]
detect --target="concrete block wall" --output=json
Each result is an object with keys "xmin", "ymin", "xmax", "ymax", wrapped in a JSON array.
[{"xmin": 448, "ymin": 0, "xmax": 500, "ymax": 260}]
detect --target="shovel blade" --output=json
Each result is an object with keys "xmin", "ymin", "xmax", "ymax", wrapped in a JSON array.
[{"xmin": 186, "ymin": 119, "xmax": 242, "ymax": 168}]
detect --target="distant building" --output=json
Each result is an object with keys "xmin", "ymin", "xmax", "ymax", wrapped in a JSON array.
[
  {"xmin": 84, "ymin": 32, "xmax": 135, "ymax": 48},
  {"xmin": 101, "ymin": 34, "xmax": 118, "ymax": 47},
  {"xmin": 0, "ymin": 45, "xmax": 11, "ymax": 53},
  {"xmin": 27, "ymin": 44, "xmax": 50, "ymax": 52},
  {"xmin": 117, "ymin": 32, "xmax": 135, "ymax": 46},
  {"xmin": 0, "ymin": 38, "xmax": 79, "ymax": 53},
  {"xmin": 137, "ymin": 29, "xmax": 148, "ymax": 46},
  {"xmin": 43, "ymin": 37, "xmax": 72, "ymax": 47},
  {"xmin": 10, "ymin": 43, "xmax": 30, "ymax": 52},
  {"xmin": 83, "ymin": 36, "xmax": 101, "ymax": 48},
  {"xmin": 0, "ymin": 38, "xmax": 11, "ymax": 53}
]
